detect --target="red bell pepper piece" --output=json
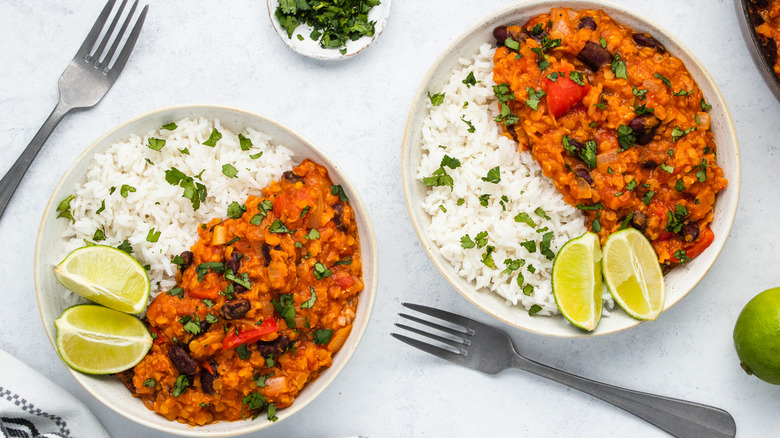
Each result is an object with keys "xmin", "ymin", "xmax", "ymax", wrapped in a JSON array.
[
  {"xmin": 542, "ymin": 71, "xmax": 591, "ymax": 117},
  {"xmin": 222, "ymin": 317, "xmax": 279, "ymax": 350}
]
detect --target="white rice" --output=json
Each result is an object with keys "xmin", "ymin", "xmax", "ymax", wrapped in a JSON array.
[
  {"xmin": 58, "ymin": 117, "xmax": 295, "ymax": 297},
  {"xmin": 417, "ymin": 43, "xmax": 610, "ymax": 316}
]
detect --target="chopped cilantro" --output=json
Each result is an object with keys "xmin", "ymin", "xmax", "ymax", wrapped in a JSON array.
[
  {"xmin": 428, "ymin": 91, "xmax": 445, "ymax": 106},
  {"xmin": 268, "ymin": 219, "xmax": 293, "ymax": 234},
  {"xmin": 167, "ymin": 287, "xmax": 184, "ymax": 298},
  {"xmin": 655, "ymin": 73, "xmax": 672, "ymax": 88},
  {"xmin": 460, "ymin": 115, "xmax": 476, "ymax": 133},
  {"xmin": 525, "ymin": 87, "xmax": 546, "ymax": 110},
  {"xmin": 660, "ymin": 164, "xmax": 675, "ymax": 174},
  {"xmin": 540, "ymin": 232, "xmax": 555, "ymax": 260},
  {"xmin": 534, "ymin": 207, "xmax": 551, "ymax": 220},
  {"xmin": 236, "ymin": 344, "xmax": 251, "ymax": 360},
  {"xmin": 642, "ymin": 191, "xmax": 655, "ymax": 205},
  {"xmin": 162, "ymin": 122, "xmax": 177, "ymax": 130},
  {"xmin": 481, "ymin": 245, "xmax": 496, "ymax": 268},
  {"xmin": 147, "ymin": 137, "xmax": 166, "ymax": 151},
  {"xmin": 314, "ymin": 262, "xmax": 333, "ymax": 280},
  {"xmin": 93, "ymin": 228, "xmax": 106, "ymax": 241},
  {"xmin": 301, "ymin": 287, "xmax": 317, "ymax": 309},
  {"xmin": 313, "ymin": 329, "xmax": 334, "ymax": 345},
  {"xmin": 172, "ymin": 375, "xmax": 190, "ymax": 397},
  {"xmin": 611, "ymin": 53, "xmax": 627, "ymax": 79},
  {"xmin": 478, "ymin": 194, "xmax": 490, "ymax": 206},
  {"xmin": 143, "ymin": 378, "xmax": 156, "ymax": 388},
  {"xmin": 515, "ymin": 212, "xmax": 536, "ymax": 228},
  {"xmin": 227, "ymin": 201, "xmax": 247, "ymax": 218},
  {"xmin": 222, "ymin": 164, "xmax": 239, "ymax": 178},
  {"xmin": 146, "ymin": 227, "xmax": 161, "ymax": 243},
  {"xmin": 120, "ymin": 184, "xmax": 136, "ymax": 198},
  {"xmin": 203, "ymin": 128, "xmax": 222, "ymax": 147},
  {"xmin": 529, "ymin": 305, "xmax": 543, "ymax": 316},
  {"xmin": 331, "ymin": 185, "xmax": 349, "ymax": 202},
  {"xmin": 117, "ymin": 240, "xmax": 133, "ymax": 255},
  {"xmin": 460, "ymin": 234, "xmax": 475, "ymax": 249},
  {"xmin": 482, "ymin": 166, "xmax": 501, "ymax": 183},
  {"xmin": 672, "ymin": 126, "xmax": 697, "ymax": 142},
  {"xmin": 462, "ymin": 71, "xmax": 477, "ymax": 87}
]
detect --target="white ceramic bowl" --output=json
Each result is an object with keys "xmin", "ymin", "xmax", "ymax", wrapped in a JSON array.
[
  {"xmin": 267, "ymin": 0, "xmax": 391, "ymax": 60},
  {"xmin": 402, "ymin": 1, "xmax": 740, "ymax": 337},
  {"xmin": 34, "ymin": 105, "xmax": 378, "ymax": 436}
]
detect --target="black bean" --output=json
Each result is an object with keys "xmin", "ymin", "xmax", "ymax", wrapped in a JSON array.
[
  {"xmin": 261, "ymin": 243, "xmax": 272, "ymax": 264},
  {"xmin": 168, "ymin": 345, "xmax": 198, "ymax": 375},
  {"xmin": 578, "ymin": 16, "xmax": 597, "ymax": 31},
  {"xmin": 759, "ymin": 35, "xmax": 778, "ymax": 67},
  {"xmin": 200, "ymin": 369, "xmax": 215, "ymax": 395},
  {"xmin": 257, "ymin": 336, "xmax": 292, "ymax": 358},
  {"xmin": 179, "ymin": 251, "xmax": 193, "ymax": 270},
  {"xmin": 232, "ymin": 284, "xmax": 247, "ymax": 294},
  {"xmin": 630, "ymin": 211, "xmax": 648, "ymax": 233},
  {"xmin": 198, "ymin": 320, "xmax": 210, "ymax": 335},
  {"xmin": 632, "ymin": 33, "xmax": 665, "ymax": 52},
  {"xmin": 577, "ymin": 41, "xmax": 612, "ymax": 71},
  {"xmin": 575, "ymin": 168, "xmax": 594, "ymax": 185},
  {"xmin": 332, "ymin": 203, "xmax": 348, "ymax": 232},
  {"xmin": 226, "ymin": 252, "xmax": 242, "ymax": 274},
  {"xmin": 751, "ymin": 0, "xmax": 769, "ymax": 8},
  {"xmin": 628, "ymin": 113, "xmax": 661, "ymax": 146},
  {"xmin": 566, "ymin": 137, "xmax": 586, "ymax": 156},
  {"xmin": 748, "ymin": 2, "xmax": 765, "ymax": 26},
  {"xmin": 493, "ymin": 25, "xmax": 509, "ymax": 44},
  {"xmin": 220, "ymin": 298, "xmax": 251, "ymax": 320},
  {"xmin": 282, "ymin": 171, "xmax": 303, "ymax": 183},
  {"xmin": 641, "ymin": 160, "xmax": 658, "ymax": 170},
  {"xmin": 680, "ymin": 221, "xmax": 700, "ymax": 242}
]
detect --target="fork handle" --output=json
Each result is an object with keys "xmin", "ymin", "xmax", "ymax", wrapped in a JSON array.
[
  {"xmin": 512, "ymin": 355, "xmax": 736, "ymax": 437},
  {"xmin": 0, "ymin": 100, "xmax": 71, "ymax": 219}
]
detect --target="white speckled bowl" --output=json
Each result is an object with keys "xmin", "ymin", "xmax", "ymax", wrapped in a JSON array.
[
  {"xmin": 402, "ymin": 1, "xmax": 740, "ymax": 337},
  {"xmin": 267, "ymin": 0, "xmax": 391, "ymax": 60},
  {"xmin": 34, "ymin": 105, "xmax": 378, "ymax": 436}
]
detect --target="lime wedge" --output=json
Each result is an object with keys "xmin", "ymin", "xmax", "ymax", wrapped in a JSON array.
[
  {"xmin": 54, "ymin": 245, "xmax": 150, "ymax": 314},
  {"xmin": 602, "ymin": 228, "xmax": 665, "ymax": 320},
  {"xmin": 54, "ymin": 304, "xmax": 153, "ymax": 374},
  {"xmin": 552, "ymin": 232, "xmax": 603, "ymax": 331}
]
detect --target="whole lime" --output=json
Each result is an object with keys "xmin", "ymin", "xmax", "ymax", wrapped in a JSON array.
[{"xmin": 733, "ymin": 287, "xmax": 780, "ymax": 384}]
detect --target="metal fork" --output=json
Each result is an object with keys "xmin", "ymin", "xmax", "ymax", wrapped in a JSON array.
[
  {"xmin": 0, "ymin": 0, "xmax": 148, "ymax": 219},
  {"xmin": 393, "ymin": 303, "xmax": 736, "ymax": 438}
]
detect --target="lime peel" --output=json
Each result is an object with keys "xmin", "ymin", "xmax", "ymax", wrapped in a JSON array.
[
  {"xmin": 552, "ymin": 232, "xmax": 603, "ymax": 331},
  {"xmin": 54, "ymin": 245, "xmax": 150, "ymax": 314},
  {"xmin": 602, "ymin": 228, "xmax": 665, "ymax": 321},
  {"xmin": 55, "ymin": 304, "xmax": 152, "ymax": 375}
]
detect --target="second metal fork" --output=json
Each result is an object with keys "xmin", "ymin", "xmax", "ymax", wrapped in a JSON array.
[
  {"xmin": 393, "ymin": 303, "xmax": 736, "ymax": 438},
  {"xmin": 0, "ymin": 0, "xmax": 148, "ymax": 219}
]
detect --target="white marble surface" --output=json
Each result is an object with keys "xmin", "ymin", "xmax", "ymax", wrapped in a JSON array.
[{"xmin": 1, "ymin": 0, "xmax": 778, "ymax": 437}]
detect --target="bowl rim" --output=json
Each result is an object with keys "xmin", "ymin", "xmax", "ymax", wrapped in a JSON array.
[
  {"xmin": 401, "ymin": 0, "xmax": 741, "ymax": 337},
  {"xmin": 34, "ymin": 104, "xmax": 378, "ymax": 436},
  {"xmin": 265, "ymin": 0, "xmax": 392, "ymax": 61},
  {"xmin": 734, "ymin": 0, "xmax": 780, "ymax": 101}
]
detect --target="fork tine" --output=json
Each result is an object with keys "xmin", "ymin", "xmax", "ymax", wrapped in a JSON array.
[
  {"xmin": 398, "ymin": 313, "xmax": 470, "ymax": 339},
  {"xmin": 107, "ymin": 3, "xmax": 148, "ymax": 77},
  {"xmin": 391, "ymin": 333, "xmax": 473, "ymax": 368},
  {"xmin": 394, "ymin": 322, "xmax": 468, "ymax": 351},
  {"xmin": 402, "ymin": 302, "xmax": 476, "ymax": 331},
  {"xmin": 76, "ymin": 0, "xmax": 117, "ymax": 59},
  {"xmin": 89, "ymin": 0, "xmax": 127, "ymax": 65},
  {"xmin": 96, "ymin": 0, "xmax": 138, "ymax": 71}
]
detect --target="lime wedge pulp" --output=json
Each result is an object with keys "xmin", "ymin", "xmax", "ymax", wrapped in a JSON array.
[
  {"xmin": 602, "ymin": 228, "xmax": 665, "ymax": 321},
  {"xmin": 54, "ymin": 245, "xmax": 150, "ymax": 314},
  {"xmin": 552, "ymin": 232, "xmax": 603, "ymax": 331},
  {"xmin": 54, "ymin": 304, "xmax": 153, "ymax": 374}
]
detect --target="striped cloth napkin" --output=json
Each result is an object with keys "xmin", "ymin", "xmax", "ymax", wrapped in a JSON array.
[{"xmin": 0, "ymin": 350, "xmax": 109, "ymax": 438}]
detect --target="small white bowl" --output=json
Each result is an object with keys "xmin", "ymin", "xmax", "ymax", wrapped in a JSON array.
[
  {"xmin": 267, "ymin": 0, "xmax": 391, "ymax": 60},
  {"xmin": 34, "ymin": 105, "xmax": 378, "ymax": 436},
  {"xmin": 401, "ymin": 0, "xmax": 741, "ymax": 337}
]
